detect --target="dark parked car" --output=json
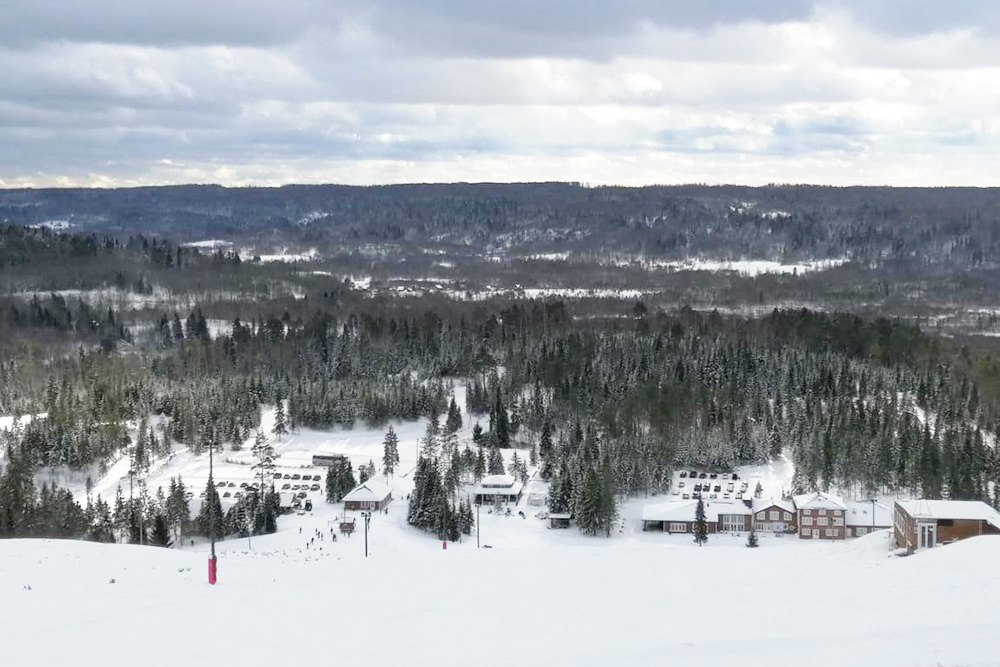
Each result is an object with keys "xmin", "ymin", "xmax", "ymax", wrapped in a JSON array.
[
  {"xmin": 291, "ymin": 474, "xmax": 301, "ymax": 480},
  {"xmin": 679, "ymin": 472, "xmax": 688, "ymax": 478},
  {"xmin": 310, "ymin": 484, "xmax": 320, "ymax": 491},
  {"xmin": 282, "ymin": 483, "xmax": 291, "ymax": 490},
  {"xmin": 699, "ymin": 472, "xmax": 707, "ymax": 479}
]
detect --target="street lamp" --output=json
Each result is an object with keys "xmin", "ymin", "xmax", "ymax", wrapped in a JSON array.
[{"xmin": 361, "ymin": 510, "xmax": 372, "ymax": 558}]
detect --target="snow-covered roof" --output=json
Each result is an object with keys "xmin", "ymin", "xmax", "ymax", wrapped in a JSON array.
[
  {"xmin": 845, "ymin": 501, "xmax": 893, "ymax": 527},
  {"xmin": 752, "ymin": 498, "xmax": 795, "ymax": 515},
  {"xmin": 549, "ymin": 513, "xmax": 572, "ymax": 520},
  {"xmin": 793, "ymin": 491, "xmax": 847, "ymax": 511},
  {"xmin": 641, "ymin": 499, "xmax": 751, "ymax": 523},
  {"xmin": 471, "ymin": 479, "xmax": 524, "ymax": 496},
  {"xmin": 896, "ymin": 500, "xmax": 1000, "ymax": 529},
  {"xmin": 480, "ymin": 474, "xmax": 516, "ymax": 488},
  {"xmin": 342, "ymin": 480, "xmax": 392, "ymax": 503}
]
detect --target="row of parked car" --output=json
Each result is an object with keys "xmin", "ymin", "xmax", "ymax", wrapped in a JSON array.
[
  {"xmin": 281, "ymin": 483, "xmax": 322, "ymax": 492},
  {"xmin": 679, "ymin": 471, "xmax": 740, "ymax": 481},
  {"xmin": 274, "ymin": 472, "xmax": 323, "ymax": 482}
]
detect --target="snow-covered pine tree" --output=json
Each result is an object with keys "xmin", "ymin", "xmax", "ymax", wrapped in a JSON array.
[
  {"xmin": 487, "ymin": 446, "xmax": 505, "ymax": 475},
  {"xmin": 382, "ymin": 425, "xmax": 400, "ymax": 478},
  {"xmin": 272, "ymin": 398, "xmax": 287, "ymax": 439},
  {"xmin": 694, "ymin": 497, "xmax": 708, "ymax": 546},
  {"xmin": 444, "ymin": 397, "xmax": 463, "ymax": 435},
  {"xmin": 746, "ymin": 527, "xmax": 759, "ymax": 548}
]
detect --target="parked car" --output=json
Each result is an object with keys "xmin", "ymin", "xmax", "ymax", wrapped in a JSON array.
[
  {"xmin": 699, "ymin": 472, "xmax": 707, "ymax": 479},
  {"xmin": 273, "ymin": 473, "xmax": 282, "ymax": 479},
  {"xmin": 713, "ymin": 485, "xmax": 721, "ymax": 493},
  {"xmin": 297, "ymin": 492, "xmax": 307, "ymax": 499},
  {"xmin": 732, "ymin": 473, "xmax": 739, "ymax": 480},
  {"xmin": 216, "ymin": 481, "xmax": 226, "ymax": 487},
  {"xmin": 291, "ymin": 474, "xmax": 301, "ymax": 480},
  {"xmin": 727, "ymin": 483, "xmax": 734, "ymax": 492},
  {"xmin": 709, "ymin": 493, "xmax": 718, "ymax": 499},
  {"xmin": 678, "ymin": 481, "xmax": 685, "ymax": 488},
  {"xmin": 239, "ymin": 482, "xmax": 248, "ymax": 488},
  {"xmin": 709, "ymin": 473, "xmax": 718, "ymax": 479},
  {"xmin": 310, "ymin": 484, "xmax": 320, "ymax": 491},
  {"xmin": 223, "ymin": 491, "xmax": 231, "ymax": 498},
  {"xmin": 672, "ymin": 490, "xmax": 680, "ymax": 495},
  {"xmin": 689, "ymin": 470, "xmax": 698, "ymax": 477},
  {"xmin": 227, "ymin": 482, "xmax": 236, "ymax": 487},
  {"xmin": 234, "ymin": 492, "xmax": 243, "ymax": 499},
  {"xmin": 304, "ymin": 499, "xmax": 313, "ymax": 511},
  {"xmin": 291, "ymin": 484, "xmax": 300, "ymax": 490},
  {"xmin": 682, "ymin": 494, "xmax": 690, "ymax": 500},
  {"xmin": 679, "ymin": 471, "xmax": 688, "ymax": 478},
  {"xmin": 282, "ymin": 483, "xmax": 291, "ymax": 490}
]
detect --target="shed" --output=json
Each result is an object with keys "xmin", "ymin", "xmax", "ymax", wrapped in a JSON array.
[{"xmin": 549, "ymin": 513, "xmax": 572, "ymax": 529}]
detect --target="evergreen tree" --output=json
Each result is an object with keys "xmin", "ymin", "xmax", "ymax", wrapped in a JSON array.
[
  {"xmin": 746, "ymin": 528, "xmax": 759, "ymax": 548},
  {"xmin": 444, "ymin": 397, "xmax": 463, "ymax": 435},
  {"xmin": 382, "ymin": 425, "xmax": 400, "ymax": 478},
  {"xmin": 272, "ymin": 399, "xmax": 287, "ymax": 439},
  {"xmin": 198, "ymin": 476, "xmax": 224, "ymax": 540},
  {"xmin": 149, "ymin": 512, "xmax": 173, "ymax": 547},
  {"xmin": 487, "ymin": 446, "xmax": 505, "ymax": 475},
  {"xmin": 693, "ymin": 497, "xmax": 709, "ymax": 546},
  {"xmin": 251, "ymin": 430, "xmax": 276, "ymax": 495},
  {"xmin": 325, "ymin": 458, "xmax": 357, "ymax": 502}
]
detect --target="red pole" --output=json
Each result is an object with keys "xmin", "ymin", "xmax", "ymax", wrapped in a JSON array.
[{"xmin": 208, "ymin": 555, "xmax": 217, "ymax": 584}]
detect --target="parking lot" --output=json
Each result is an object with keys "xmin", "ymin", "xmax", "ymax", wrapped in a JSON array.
[
  {"xmin": 197, "ymin": 467, "xmax": 325, "ymax": 510},
  {"xmin": 667, "ymin": 469, "xmax": 751, "ymax": 502}
]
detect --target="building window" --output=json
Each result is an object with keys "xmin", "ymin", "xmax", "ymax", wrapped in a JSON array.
[
  {"xmin": 825, "ymin": 529, "xmax": 837, "ymax": 537},
  {"xmin": 669, "ymin": 523, "xmax": 687, "ymax": 533},
  {"xmin": 833, "ymin": 518, "xmax": 843, "ymax": 526},
  {"xmin": 802, "ymin": 516, "xmax": 812, "ymax": 526},
  {"xmin": 855, "ymin": 527, "xmax": 867, "ymax": 536},
  {"xmin": 757, "ymin": 512, "xmax": 767, "ymax": 520},
  {"xmin": 783, "ymin": 512, "xmax": 792, "ymax": 521},
  {"xmin": 819, "ymin": 509, "xmax": 827, "ymax": 516},
  {"xmin": 817, "ymin": 517, "xmax": 829, "ymax": 527},
  {"xmin": 769, "ymin": 510, "xmax": 779, "ymax": 520}
]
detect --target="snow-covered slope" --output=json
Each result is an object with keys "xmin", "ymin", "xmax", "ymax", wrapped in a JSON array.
[{"xmin": 4, "ymin": 531, "xmax": 999, "ymax": 666}]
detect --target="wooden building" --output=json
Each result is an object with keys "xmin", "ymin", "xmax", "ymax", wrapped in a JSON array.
[
  {"xmin": 894, "ymin": 500, "xmax": 1000, "ymax": 552},
  {"xmin": 342, "ymin": 480, "xmax": 393, "ymax": 511},
  {"xmin": 751, "ymin": 498, "xmax": 797, "ymax": 535},
  {"xmin": 471, "ymin": 474, "xmax": 524, "ymax": 506},
  {"xmin": 641, "ymin": 499, "xmax": 751, "ymax": 534},
  {"xmin": 793, "ymin": 491, "xmax": 848, "ymax": 540}
]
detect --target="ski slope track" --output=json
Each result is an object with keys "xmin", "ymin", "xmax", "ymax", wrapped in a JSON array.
[{"xmin": 3, "ymin": 532, "xmax": 1000, "ymax": 666}]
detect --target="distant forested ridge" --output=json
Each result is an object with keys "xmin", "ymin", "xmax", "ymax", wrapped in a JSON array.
[{"xmin": 2, "ymin": 184, "xmax": 999, "ymax": 267}]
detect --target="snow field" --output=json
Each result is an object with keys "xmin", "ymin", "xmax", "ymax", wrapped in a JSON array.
[{"xmin": 4, "ymin": 532, "xmax": 1000, "ymax": 666}]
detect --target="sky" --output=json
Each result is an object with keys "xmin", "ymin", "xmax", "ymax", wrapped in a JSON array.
[{"xmin": 0, "ymin": 1, "xmax": 998, "ymax": 188}]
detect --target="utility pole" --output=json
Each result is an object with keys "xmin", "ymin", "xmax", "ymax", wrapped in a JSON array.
[
  {"xmin": 208, "ymin": 438, "xmax": 218, "ymax": 584},
  {"xmin": 476, "ymin": 501, "xmax": 480, "ymax": 548},
  {"xmin": 361, "ymin": 511, "xmax": 371, "ymax": 557}
]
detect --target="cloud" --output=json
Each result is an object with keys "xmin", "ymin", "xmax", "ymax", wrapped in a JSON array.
[{"xmin": 0, "ymin": 2, "xmax": 998, "ymax": 187}]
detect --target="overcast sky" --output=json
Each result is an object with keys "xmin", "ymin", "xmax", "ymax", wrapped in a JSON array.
[{"xmin": 0, "ymin": 1, "xmax": 997, "ymax": 188}]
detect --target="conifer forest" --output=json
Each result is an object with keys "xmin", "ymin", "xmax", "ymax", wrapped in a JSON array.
[{"xmin": 2, "ymin": 184, "xmax": 1000, "ymax": 543}]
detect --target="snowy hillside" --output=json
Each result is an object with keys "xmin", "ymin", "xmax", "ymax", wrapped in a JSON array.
[{"xmin": 4, "ymin": 532, "xmax": 1000, "ymax": 666}]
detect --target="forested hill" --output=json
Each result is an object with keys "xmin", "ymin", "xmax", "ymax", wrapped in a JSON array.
[{"xmin": 2, "ymin": 183, "xmax": 999, "ymax": 266}]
